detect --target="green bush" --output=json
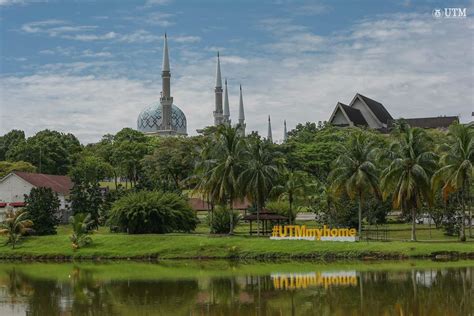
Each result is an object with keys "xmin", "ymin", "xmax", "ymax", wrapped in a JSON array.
[
  {"xmin": 265, "ymin": 200, "xmax": 295, "ymax": 222},
  {"xmin": 109, "ymin": 191, "xmax": 198, "ymax": 234},
  {"xmin": 24, "ymin": 187, "xmax": 60, "ymax": 235},
  {"xmin": 207, "ymin": 207, "xmax": 240, "ymax": 234}
]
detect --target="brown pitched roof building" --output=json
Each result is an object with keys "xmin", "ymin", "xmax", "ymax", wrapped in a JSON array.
[
  {"xmin": 328, "ymin": 93, "xmax": 458, "ymax": 131},
  {"xmin": 13, "ymin": 171, "xmax": 73, "ymax": 195}
]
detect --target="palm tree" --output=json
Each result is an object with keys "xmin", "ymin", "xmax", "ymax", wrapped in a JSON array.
[
  {"xmin": 239, "ymin": 138, "xmax": 281, "ymax": 236},
  {"xmin": 271, "ymin": 170, "xmax": 314, "ymax": 224},
  {"xmin": 329, "ymin": 131, "xmax": 380, "ymax": 239},
  {"xmin": 193, "ymin": 125, "xmax": 247, "ymax": 234},
  {"xmin": 69, "ymin": 213, "xmax": 93, "ymax": 250},
  {"xmin": 380, "ymin": 123, "xmax": 437, "ymax": 241},
  {"xmin": 433, "ymin": 123, "xmax": 473, "ymax": 240},
  {"xmin": 0, "ymin": 208, "xmax": 33, "ymax": 249}
]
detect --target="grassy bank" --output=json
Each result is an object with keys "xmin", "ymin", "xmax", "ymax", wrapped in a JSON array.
[{"xmin": 0, "ymin": 225, "xmax": 473, "ymax": 261}]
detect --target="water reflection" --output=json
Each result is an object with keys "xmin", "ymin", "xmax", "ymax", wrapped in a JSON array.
[{"xmin": 0, "ymin": 262, "xmax": 472, "ymax": 315}]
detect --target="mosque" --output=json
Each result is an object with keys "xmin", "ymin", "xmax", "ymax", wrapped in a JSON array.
[{"xmin": 136, "ymin": 34, "xmax": 280, "ymax": 139}]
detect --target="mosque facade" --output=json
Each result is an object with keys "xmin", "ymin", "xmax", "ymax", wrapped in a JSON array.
[{"xmin": 137, "ymin": 34, "xmax": 266, "ymax": 138}]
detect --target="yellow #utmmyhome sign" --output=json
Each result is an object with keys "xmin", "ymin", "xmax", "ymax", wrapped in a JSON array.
[{"xmin": 271, "ymin": 225, "xmax": 357, "ymax": 242}]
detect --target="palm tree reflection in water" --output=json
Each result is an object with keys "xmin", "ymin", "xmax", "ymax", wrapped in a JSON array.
[{"xmin": 0, "ymin": 264, "xmax": 471, "ymax": 315}]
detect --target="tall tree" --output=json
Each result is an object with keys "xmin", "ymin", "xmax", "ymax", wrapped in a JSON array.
[
  {"xmin": 24, "ymin": 187, "xmax": 60, "ymax": 235},
  {"xmin": 193, "ymin": 125, "xmax": 246, "ymax": 234},
  {"xmin": 329, "ymin": 131, "xmax": 381, "ymax": 238},
  {"xmin": 433, "ymin": 123, "xmax": 473, "ymax": 240},
  {"xmin": 271, "ymin": 170, "xmax": 313, "ymax": 225},
  {"xmin": 142, "ymin": 137, "xmax": 199, "ymax": 191},
  {"xmin": 239, "ymin": 138, "xmax": 281, "ymax": 235},
  {"xmin": 6, "ymin": 130, "xmax": 82, "ymax": 175},
  {"xmin": 0, "ymin": 130, "xmax": 25, "ymax": 161},
  {"xmin": 380, "ymin": 123, "xmax": 437, "ymax": 241},
  {"xmin": 111, "ymin": 128, "xmax": 149, "ymax": 187},
  {"xmin": 69, "ymin": 156, "xmax": 113, "ymax": 228}
]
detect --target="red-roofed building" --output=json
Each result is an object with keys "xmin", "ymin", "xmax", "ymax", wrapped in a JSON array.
[{"xmin": 0, "ymin": 171, "xmax": 73, "ymax": 220}]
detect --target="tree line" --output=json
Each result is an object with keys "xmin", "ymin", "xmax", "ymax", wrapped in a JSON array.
[{"xmin": 0, "ymin": 121, "xmax": 472, "ymax": 242}]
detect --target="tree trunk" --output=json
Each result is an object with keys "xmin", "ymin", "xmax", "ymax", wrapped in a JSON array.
[
  {"xmin": 289, "ymin": 193, "xmax": 293, "ymax": 225},
  {"xmin": 460, "ymin": 185, "xmax": 466, "ymax": 241},
  {"xmin": 256, "ymin": 199, "xmax": 261, "ymax": 237},
  {"xmin": 229, "ymin": 196, "xmax": 234, "ymax": 235},
  {"xmin": 467, "ymin": 179, "xmax": 472, "ymax": 238},
  {"xmin": 411, "ymin": 207, "xmax": 417, "ymax": 241},
  {"xmin": 358, "ymin": 191, "xmax": 363, "ymax": 239}
]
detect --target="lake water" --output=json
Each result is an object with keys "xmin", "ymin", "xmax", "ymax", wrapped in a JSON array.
[{"xmin": 0, "ymin": 260, "xmax": 472, "ymax": 315}]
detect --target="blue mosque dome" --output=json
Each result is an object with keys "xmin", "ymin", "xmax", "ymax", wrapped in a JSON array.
[{"xmin": 137, "ymin": 102, "xmax": 187, "ymax": 135}]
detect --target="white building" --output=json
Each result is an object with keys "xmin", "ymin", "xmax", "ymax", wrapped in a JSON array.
[{"xmin": 0, "ymin": 171, "xmax": 73, "ymax": 221}]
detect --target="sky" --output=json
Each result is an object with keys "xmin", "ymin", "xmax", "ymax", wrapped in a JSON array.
[{"xmin": 0, "ymin": 0, "xmax": 473, "ymax": 144}]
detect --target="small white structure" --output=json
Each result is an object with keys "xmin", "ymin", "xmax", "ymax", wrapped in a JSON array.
[{"xmin": 0, "ymin": 171, "xmax": 73, "ymax": 221}]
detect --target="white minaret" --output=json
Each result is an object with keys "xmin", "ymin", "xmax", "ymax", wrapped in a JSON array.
[
  {"xmin": 223, "ymin": 79, "xmax": 230, "ymax": 125},
  {"xmin": 238, "ymin": 85, "xmax": 246, "ymax": 136},
  {"xmin": 267, "ymin": 115, "xmax": 273, "ymax": 143},
  {"xmin": 213, "ymin": 52, "xmax": 223, "ymax": 125},
  {"xmin": 160, "ymin": 33, "xmax": 173, "ymax": 132},
  {"xmin": 283, "ymin": 120, "xmax": 288, "ymax": 142}
]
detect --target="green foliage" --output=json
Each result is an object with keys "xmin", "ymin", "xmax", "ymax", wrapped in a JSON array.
[
  {"xmin": 381, "ymin": 123, "xmax": 438, "ymax": 241},
  {"xmin": 238, "ymin": 138, "xmax": 282, "ymax": 235},
  {"xmin": 0, "ymin": 160, "xmax": 36, "ymax": 178},
  {"xmin": 265, "ymin": 200, "xmax": 295, "ymax": 222},
  {"xmin": 111, "ymin": 128, "xmax": 150, "ymax": 187},
  {"xmin": 283, "ymin": 125, "xmax": 350, "ymax": 179},
  {"xmin": 271, "ymin": 170, "xmax": 314, "ymax": 224},
  {"xmin": 0, "ymin": 130, "xmax": 25, "ymax": 161},
  {"xmin": 329, "ymin": 130, "xmax": 381, "ymax": 235},
  {"xmin": 325, "ymin": 195, "xmax": 359, "ymax": 229},
  {"xmin": 24, "ymin": 187, "xmax": 60, "ymax": 235},
  {"xmin": 69, "ymin": 155, "xmax": 113, "ymax": 228},
  {"xmin": 99, "ymin": 186, "xmax": 127, "ymax": 225},
  {"xmin": 207, "ymin": 207, "xmax": 241, "ymax": 234},
  {"xmin": 193, "ymin": 125, "xmax": 247, "ymax": 234},
  {"xmin": 71, "ymin": 156, "xmax": 114, "ymax": 184},
  {"xmin": 6, "ymin": 129, "xmax": 82, "ymax": 175},
  {"xmin": 141, "ymin": 136, "xmax": 199, "ymax": 191},
  {"xmin": 109, "ymin": 191, "xmax": 198, "ymax": 234},
  {"xmin": 0, "ymin": 208, "xmax": 34, "ymax": 249},
  {"xmin": 69, "ymin": 213, "xmax": 93, "ymax": 250},
  {"xmin": 69, "ymin": 181, "xmax": 103, "ymax": 229},
  {"xmin": 433, "ymin": 123, "xmax": 473, "ymax": 240}
]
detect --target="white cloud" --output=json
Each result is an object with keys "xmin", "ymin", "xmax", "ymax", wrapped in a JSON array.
[
  {"xmin": 0, "ymin": 0, "xmax": 44, "ymax": 6},
  {"xmin": 116, "ymin": 30, "xmax": 160, "ymax": 43},
  {"xmin": 146, "ymin": 12, "xmax": 174, "ymax": 27},
  {"xmin": 145, "ymin": 0, "xmax": 171, "ymax": 6},
  {"xmin": 172, "ymin": 35, "xmax": 201, "ymax": 43}
]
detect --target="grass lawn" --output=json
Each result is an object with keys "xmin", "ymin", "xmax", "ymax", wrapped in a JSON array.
[{"xmin": 0, "ymin": 221, "xmax": 473, "ymax": 261}]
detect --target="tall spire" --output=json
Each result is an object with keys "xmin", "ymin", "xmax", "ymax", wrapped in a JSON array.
[
  {"xmin": 238, "ymin": 85, "xmax": 246, "ymax": 136},
  {"xmin": 213, "ymin": 52, "xmax": 223, "ymax": 125},
  {"xmin": 160, "ymin": 33, "xmax": 173, "ymax": 132},
  {"xmin": 283, "ymin": 120, "xmax": 288, "ymax": 142},
  {"xmin": 238, "ymin": 85, "xmax": 245, "ymax": 123},
  {"xmin": 162, "ymin": 33, "xmax": 170, "ymax": 72},
  {"xmin": 267, "ymin": 115, "xmax": 273, "ymax": 143},
  {"xmin": 223, "ymin": 78, "xmax": 230, "ymax": 125},
  {"xmin": 215, "ymin": 51, "xmax": 222, "ymax": 88}
]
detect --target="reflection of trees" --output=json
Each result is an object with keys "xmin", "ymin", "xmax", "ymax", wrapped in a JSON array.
[
  {"xmin": 70, "ymin": 266, "xmax": 117, "ymax": 315},
  {"xmin": 0, "ymin": 265, "xmax": 471, "ymax": 315},
  {"xmin": 107, "ymin": 279, "xmax": 199, "ymax": 314}
]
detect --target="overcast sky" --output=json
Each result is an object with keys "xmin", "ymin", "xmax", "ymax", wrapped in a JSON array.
[{"xmin": 0, "ymin": 0, "xmax": 473, "ymax": 144}]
